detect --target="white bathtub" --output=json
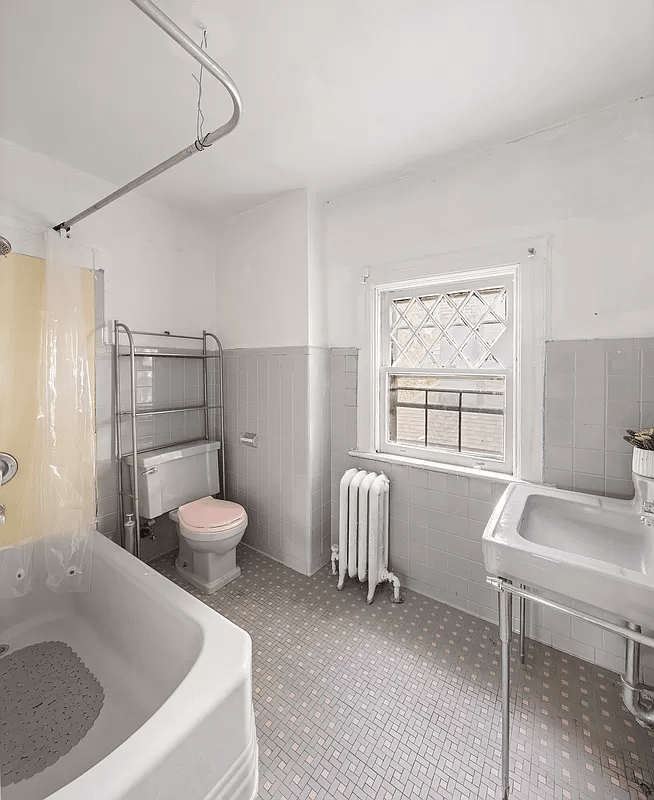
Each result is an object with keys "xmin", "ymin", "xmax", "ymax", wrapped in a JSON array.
[{"xmin": 0, "ymin": 531, "xmax": 258, "ymax": 800}]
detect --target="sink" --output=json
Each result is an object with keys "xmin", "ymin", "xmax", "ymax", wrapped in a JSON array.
[{"xmin": 483, "ymin": 483, "xmax": 654, "ymax": 629}]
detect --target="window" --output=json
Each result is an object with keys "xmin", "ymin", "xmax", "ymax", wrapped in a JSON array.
[{"xmin": 376, "ymin": 269, "xmax": 516, "ymax": 472}]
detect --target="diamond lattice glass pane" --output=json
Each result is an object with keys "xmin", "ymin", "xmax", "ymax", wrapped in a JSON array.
[
  {"xmin": 405, "ymin": 338, "xmax": 427, "ymax": 366},
  {"xmin": 390, "ymin": 328, "xmax": 412, "ymax": 366},
  {"xmin": 433, "ymin": 296, "xmax": 455, "ymax": 327},
  {"xmin": 417, "ymin": 326, "xmax": 442, "ymax": 367},
  {"xmin": 487, "ymin": 288, "xmax": 507, "ymax": 321},
  {"xmin": 444, "ymin": 319, "xmax": 470, "ymax": 347},
  {"xmin": 461, "ymin": 335, "xmax": 488, "ymax": 368},
  {"xmin": 427, "ymin": 339, "xmax": 446, "ymax": 366},
  {"xmin": 436, "ymin": 338, "xmax": 456, "ymax": 367},
  {"xmin": 449, "ymin": 353, "xmax": 468, "ymax": 369},
  {"xmin": 481, "ymin": 352, "xmax": 501, "ymax": 367},
  {"xmin": 393, "ymin": 351, "xmax": 413, "ymax": 368},
  {"xmin": 391, "ymin": 298, "xmax": 410, "ymax": 327},
  {"xmin": 418, "ymin": 323, "xmax": 439, "ymax": 346},
  {"xmin": 477, "ymin": 312, "xmax": 505, "ymax": 348},
  {"xmin": 420, "ymin": 295, "xmax": 439, "ymax": 313},
  {"xmin": 392, "ymin": 328, "xmax": 412, "ymax": 347},
  {"xmin": 405, "ymin": 298, "xmax": 428, "ymax": 329},
  {"xmin": 387, "ymin": 283, "xmax": 508, "ymax": 372},
  {"xmin": 460, "ymin": 292, "xmax": 487, "ymax": 326},
  {"xmin": 447, "ymin": 290, "xmax": 468, "ymax": 308}
]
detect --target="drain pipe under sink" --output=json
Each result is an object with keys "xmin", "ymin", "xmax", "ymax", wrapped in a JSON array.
[{"xmin": 622, "ymin": 622, "xmax": 654, "ymax": 729}]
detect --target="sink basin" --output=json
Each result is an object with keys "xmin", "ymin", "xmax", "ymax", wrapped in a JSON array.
[{"xmin": 483, "ymin": 483, "xmax": 654, "ymax": 629}]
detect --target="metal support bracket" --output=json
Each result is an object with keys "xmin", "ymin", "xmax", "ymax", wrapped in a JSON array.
[{"xmin": 487, "ymin": 575, "xmax": 654, "ymax": 797}]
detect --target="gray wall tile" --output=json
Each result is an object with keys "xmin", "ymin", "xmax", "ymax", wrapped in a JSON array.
[
  {"xmin": 328, "ymin": 344, "xmax": 652, "ymax": 679},
  {"xmin": 544, "ymin": 337, "xmax": 654, "ymax": 500},
  {"xmin": 222, "ymin": 347, "xmax": 331, "ymax": 576}
]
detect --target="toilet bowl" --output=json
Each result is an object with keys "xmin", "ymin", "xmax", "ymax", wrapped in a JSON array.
[{"xmin": 170, "ymin": 496, "xmax": 248, "ymax": 594}]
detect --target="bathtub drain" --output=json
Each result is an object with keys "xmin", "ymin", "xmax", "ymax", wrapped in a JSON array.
[{"xmin": 0, "ymin": 640, "xmax": 105, "ymax": 785}]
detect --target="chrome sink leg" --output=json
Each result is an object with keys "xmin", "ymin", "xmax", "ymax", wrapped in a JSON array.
[
  {"xmin": 519, "ymin": 587, "xmax": 526, "ymax": 665},
  {"xmin": 499, "ymin": 584, "xmax": 513, "ymax": 800}
]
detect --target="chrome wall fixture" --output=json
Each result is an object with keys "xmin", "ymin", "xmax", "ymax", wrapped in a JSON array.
[
  {"xmin": 0, "ymin": 236, "xmax": 12, "ymax": 257},
  {"xmin": 0, "ymin": 453, "xmax": 18, "ymax": 486},
  {"xmin": 54, "ymin": 0, "xmax": 242, "ymax": 232},
  {"xmin": 0, "ymin": 452, "xmax": 18, "ymax": 526}
]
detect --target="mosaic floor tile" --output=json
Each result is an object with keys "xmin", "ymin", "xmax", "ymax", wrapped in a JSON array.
[{"xmin": 152, "ymin": 546, "xmax": 654, "ymax": 800}]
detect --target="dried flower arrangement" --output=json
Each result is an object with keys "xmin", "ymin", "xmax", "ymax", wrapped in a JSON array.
[{"xmin": 624, "ymin": 428, "xmax": 654, "ymax": 451}]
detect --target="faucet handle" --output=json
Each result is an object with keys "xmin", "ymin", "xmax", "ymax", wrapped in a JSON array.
[{"xmin": 0, "ymin": 504, "xmax": 5, "ymax": 524}]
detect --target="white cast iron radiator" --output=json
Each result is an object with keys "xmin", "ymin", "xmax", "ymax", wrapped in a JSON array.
[{"xmin": 332, "ymin": 468, "xmax": 403, "ymax": 604}]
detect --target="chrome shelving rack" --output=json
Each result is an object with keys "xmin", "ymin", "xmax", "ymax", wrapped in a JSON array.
[{"xmin": 113, "ymin": 322, "xmax": 226, "ymax": 559}]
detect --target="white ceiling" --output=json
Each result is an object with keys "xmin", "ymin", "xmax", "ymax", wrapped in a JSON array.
[{"xmin": 1, "ymin": 0, "xmax": 653, "ymax": 220}]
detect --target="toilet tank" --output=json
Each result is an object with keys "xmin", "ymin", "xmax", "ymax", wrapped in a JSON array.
[{"xmin": 125, "ymin": 440, "xmax": 221, "ymax": 519}]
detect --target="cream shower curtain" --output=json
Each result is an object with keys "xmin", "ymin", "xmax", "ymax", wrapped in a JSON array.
[{"xmin": 0, "ymin": 231, "xmax": 96, "ymax": 596}]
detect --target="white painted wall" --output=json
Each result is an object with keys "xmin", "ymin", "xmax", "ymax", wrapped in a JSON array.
[
  {"xmin": 326, "ymin": 96, "xmax": 654, "ymax": 346},
  {"xmin": 0, "ymin": 138, "xmax": 216, "ymax": 337},
  {"xmin": 307, "ymin": 192, "xmax": 328, "ymax": 348},
  {"xmin": 215, "ymin": 190, "xmax": 312, "ymax": 349}
]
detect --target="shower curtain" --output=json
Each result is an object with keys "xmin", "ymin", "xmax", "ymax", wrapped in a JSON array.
[
  {"xmin": 0, "ymin": 231, "xmax": 95, "ymax": 597},
  {"xmin": 0, "ymin": 251, "xmax": 42, "ymax": 597},
  {"xmin": 37, "ymin": 229, "xmax": 96, "ymax": 591}
]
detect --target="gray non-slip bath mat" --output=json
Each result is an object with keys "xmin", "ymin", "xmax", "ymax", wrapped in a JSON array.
[{"xmin": 0, "ymin": 640, "xmax": 105, "ymax": 786}]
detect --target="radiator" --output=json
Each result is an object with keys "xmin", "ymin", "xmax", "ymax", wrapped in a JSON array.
[{"xmin": 331, "ymin": 468, "xmax": 403, "ymax": 604}]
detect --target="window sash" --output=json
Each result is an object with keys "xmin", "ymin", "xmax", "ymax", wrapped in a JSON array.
[
  {"xmin": 380, "ymin": 274, "xmax": 514, "ymax": 371},
  {"xmin": 375, "ymin": 270, "xmax": 516, "ymax": 473},
  {"xmin": 379, "ymin": 368, "xmax": 514, "ymax": 472}
]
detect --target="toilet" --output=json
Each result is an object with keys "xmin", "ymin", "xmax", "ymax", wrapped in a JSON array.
[
  {"xmin": 127, "ymin": 440, "xmax": 247, "ymax": 594},
  {"xmin": 170, "ymin": 497, "xmax": 247, "ymax": 593}
]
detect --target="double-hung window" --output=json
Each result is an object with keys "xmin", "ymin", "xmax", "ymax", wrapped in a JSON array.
[{"xmin": 376, "ymin": 268, "xmax": 516, "ymax": 473}]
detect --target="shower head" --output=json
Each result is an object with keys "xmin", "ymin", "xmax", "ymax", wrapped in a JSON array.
[{"xmin": 0, "ymin": 236, "xmax": 11, "ymax": 257}]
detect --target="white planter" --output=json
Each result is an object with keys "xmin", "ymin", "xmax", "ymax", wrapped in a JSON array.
[{"xmin": 632, "ymin": 448, "xmax": 654, "ymax": 478}]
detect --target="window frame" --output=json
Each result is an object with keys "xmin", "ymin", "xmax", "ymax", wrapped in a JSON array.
[
  {"xmin": 357, "ymin": 239, "xmax": 549, "ymax": 483},
  {"xmin": 375, "ymin": 267, "xmax": 517, "ymax": 473}
]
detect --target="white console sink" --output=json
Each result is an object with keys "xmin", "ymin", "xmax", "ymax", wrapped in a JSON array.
[{"xmin": 483, "ymin": 483, "xmax": 654, "ymax": 629}]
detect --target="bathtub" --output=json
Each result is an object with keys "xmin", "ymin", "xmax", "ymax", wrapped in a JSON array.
[{"xmin": 0, "ymin": 531, "xmax": 258, "ymax": 800}]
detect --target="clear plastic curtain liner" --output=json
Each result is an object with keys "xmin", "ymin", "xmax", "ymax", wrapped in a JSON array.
[
  {"xmin": 37, "ymin": 230, "xmax": 96, "ymax": 592},
  {"xmin": 0, "ymin": 544, "xmax": 34, "ymax": 599}
]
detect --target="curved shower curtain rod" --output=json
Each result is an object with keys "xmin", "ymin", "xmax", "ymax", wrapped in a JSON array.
[{"xmin": 53, "ymin": 0, "xmax": 242, "ymax": 233}]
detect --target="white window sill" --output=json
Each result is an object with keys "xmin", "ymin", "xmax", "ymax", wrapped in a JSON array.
[{"xmin": 347, "ymin": 449, "xmax": 532, "ymax": 484}]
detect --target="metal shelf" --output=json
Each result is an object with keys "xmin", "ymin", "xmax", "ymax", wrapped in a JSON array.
[
  {"xmin": 114, "ymin": 323, "xmax": 226, "ymax": 559},
  {"xmin": 118, "ymin": 404, "xmax": 220, "ymax": 417},
  {"xmin": 119, "ymin": 350, "xmax": 221, "ymax": 359},
  {"xmin": 119, "ymin": 437, "xmax": 219, "ymax": 459}
]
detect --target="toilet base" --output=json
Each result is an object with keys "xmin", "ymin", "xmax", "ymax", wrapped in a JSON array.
[{"xmin": 175, "ymin": 558, "xmax": 241, "ymax": 594}]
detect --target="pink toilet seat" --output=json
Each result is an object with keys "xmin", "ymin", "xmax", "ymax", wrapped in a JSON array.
[{"xmin": 178, "ymin": 496, "xmax": 247, "ymax": 533}]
